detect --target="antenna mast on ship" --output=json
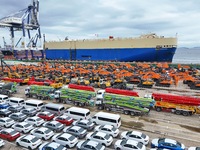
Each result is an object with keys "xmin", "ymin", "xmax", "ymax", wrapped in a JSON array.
[{"xmin": 0, "ymin": 0, "xmax": 44, "ymax": 60}]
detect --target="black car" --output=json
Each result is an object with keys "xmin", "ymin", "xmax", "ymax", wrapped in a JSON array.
[
  {"xmin": 0, "ymin": 109, "xmax": 12, "ymax": 117},
  {"xmin": 20, "ymin": 108, "xmax": 37, "ymax": 117},
  {"xmin": 8, "ymin": 105, "xmax": 24, "ymax": 113}
]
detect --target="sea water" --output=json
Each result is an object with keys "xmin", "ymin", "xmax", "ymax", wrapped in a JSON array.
[{"xmin": 172, "ymin": 47, "xmax": 200, "ymax": 64}]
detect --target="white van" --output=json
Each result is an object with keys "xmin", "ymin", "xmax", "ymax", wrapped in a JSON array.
[
  {"xmin": 8, "ymin": 97, "xmax": 25, "ymax": 106},
  {"xmin": 0, "ymin": 94, "xmax": 9, "ymax": 103},
  {"xmin": 24, "ymin": 99, "xmax": 44, "ymax": 111},
  {"xmin": 42, "ymin": 103, "xmax": 65, "ymax": 115},
  {"xmin": 92, "ymin": 112, "xmax": 121, "ymax": 128},
  {"xmin": 65, "ymin": 107, "xmax": 91, "ymax": 120}
]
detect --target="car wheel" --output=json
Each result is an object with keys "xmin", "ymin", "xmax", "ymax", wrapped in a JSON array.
[
  {"xmin": 66, "ymin": 145, "xmax": 69, "ymax": 148},
  {"xmin": 4, "ymin": 125, "xmax": 6, "ymax": 128},
  {"xmin": 42, "ymin": 137, "xmax": 45, "ymax": 140},
  {"xmin": 116, "ymin": 148, "xmax": 121, "ymax": 150},
  {"xmin": 102, "ymin": 143, "xmax": 106, "ymax": 146},
  {"xmin": 28, "ymin": 146, "xmax": 32, "ymax": 150},
  {"xmin": 52, "ymin": 140, "xmax": 55, "ymax": 142},
  {"xmin": 16, "ymin": 142, "xmax": 20, "ymax": 146}
]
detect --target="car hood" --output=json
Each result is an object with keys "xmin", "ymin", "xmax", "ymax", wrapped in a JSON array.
[
  {"xmin": 115, "ymin": 140, "xmax": 122, "ymax": 146},
  {"xmin": 76, "ymin": 141, "xmax": 84, "ymax": 149}
]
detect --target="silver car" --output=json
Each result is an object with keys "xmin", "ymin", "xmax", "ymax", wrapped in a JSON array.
[
  {"xmin": 9, "ymin": 112, "xmax": 27, "ymax": 122},
  {"xmin": 63, "ymin": 125, "xmax": 87, "ymax": 139},
  {"xmin": 73, "ymin": 119, "xmax": 95, "ymax": 131},
  {"xmin": 43, "ymin": 121, "xmax": 64, "ymax": 132},
  {"xmin": 77, "ymin": 139, "xmax": 106, "ymax": 150}
]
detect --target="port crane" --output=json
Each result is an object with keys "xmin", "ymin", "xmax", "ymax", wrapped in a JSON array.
[{"xmin": 0, "ymin": 0, "xmax": 44, "ymax": 60}]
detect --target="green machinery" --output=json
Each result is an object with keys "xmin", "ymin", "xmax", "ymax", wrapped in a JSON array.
[
  {"xmin": 54, "ymin": 88, "xmax": 96, "ymax": 106},
  {"xmin": 98, "ymin": 93, "xmax": 155, "ymax": 115},
  {"xmin": 25, "ymin": 85, "xmax": 55, "ymax": 100}
]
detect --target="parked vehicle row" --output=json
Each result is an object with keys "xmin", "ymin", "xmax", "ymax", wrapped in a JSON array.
[{"xmin": 0, "ymin": 98, "xmax": 198, "ymax": 150}]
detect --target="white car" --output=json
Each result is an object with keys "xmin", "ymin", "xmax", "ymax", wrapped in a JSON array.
[
  {"xmin": 115, "ymin": 139, "xmax": 146, "ymax": 150},
  {"xmin": 95, "ymin": 124, "xmax": 119, "ymax": 137},
  {"xmin": 30, "ymin": 127, "xmax": 54, "ymax": 140},
  {"xmin": 0, "ymin": 139, "xmax": 5, "ymax": 148},
  {"xmin": 52, "ymin": 132, "xmax": 78, "ymax": 148},
  {"xmin": 25, "ymin": 116, "xmax": 45, "ymax": 127},
  {"xmin": 86, "ymin": 131, "xmax": 113, "ymax": 146},
  {"xmin": 39, "ymin": 142, "xmax": 67, "ymax": 150},
  {"xmin": 0, "ymin": 117, "xmax": 15, "ymax": 127},
  {"xmin": 188, "ymin": 147, "xmax": 200, "ymax": 150},
  {"xmin": 16, "ymin": 135, "xmax": 42, "ymax": 150},
  {"xmin": 120, "ymin": 131, "xmax": 149, "ymax": 145},
  {"xmin": 12, "ymin": 122, "xmax": 34, "ymax": 133}
]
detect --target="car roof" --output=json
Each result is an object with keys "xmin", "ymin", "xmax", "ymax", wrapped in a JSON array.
[
  {"xmin": 94, "ymin": 131, "xmax": 107, "ymax": 137},
  {"xmin": 0, "ymin": 117, "xmax": 11, "ymax": 120},
  {"xmin": 57, "ymin": 115, "xmax": 67, "ymax": 119},
  {"xmin": 102, "ymin": 125, "xmax": 113, "ymax": 130},
  {"xmin": 70, "ymin": 126, "xmax": 81, "ymax": 130},
  {"xmin": 50, "ymin": 121, "xmax": 59, "ymax": 124},
  {"xmin": 13, "ymin": 112, "xmax": 24, "ymax": 115},
  {"xmin": 126, "ymin": 139, "xmax": 138, "ymax": 145},
  {"xmin": 37, "ymin": 127, "xmax": 49, "ymax": 132},
  {"xmin": 17, "ymin": 122, "xmax": 29, "ymax": 126},
  {"xmin": 0, "ymin": 109, "xmax": 9, "ymax": 112},
  {"xmin": 47, "ymin": 142, "xmax": 61, "ymax": 149},
  {"xmin": 23, "ymin": 135, "xmax": 35, "ymax": 140},
  {"xmin": 86, "ymin": 140, "xmax": 99, "ymax": 147},
  {"xmin": 59, "ymin": 133, "xmax": 72, "ymax": 138},
  {"xmin": 24, "ymin": 107, "xmax": 35, "ymax": 110},
  {"xmin": 40, "ymin": 111, "xmax": 51, "ymax": 114},
  {"xmin": 4, "ymin": 128, "xmax": 14, "ymax": 133},
  {"xmin": 131, "ymin": 131, "xmax": 142, "ymax": 136},
  {"xmin": 30, "ymin": 116, "xmax": 40, "ymax": 119},
  {"xmin": 164, "ymin": 138, "xmax": 177, "ymax": 144},
  {"xmin": 79, "ymin": 119, "xmax": 89, "ymax": 123}
]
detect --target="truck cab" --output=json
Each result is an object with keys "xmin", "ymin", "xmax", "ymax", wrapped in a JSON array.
[{"xmin": 96, "ymin": 89, "xmax": 105, "ymax": 105}]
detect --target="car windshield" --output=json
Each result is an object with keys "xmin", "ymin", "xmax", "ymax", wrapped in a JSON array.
[
  {"xmin": 78, "ymin": 127, "xmax": 85, "ymax": 132},
  {"xmin": 10, "ymin": 130, "xmax": 17, "ymax": 135},
  {"xmin": 56, "ymin": 122, "xmax": 62, "ymax": 127},
  {"xmin": 126, "ymin": 131, "xmax": 132, "ymax": 135},
  {"xmin": 69, "ymin": 135, "xmax": 76, "ymax": 141},
  {"xmin": 176, "ymin": 142, "xmax": 181, "ymax": 147},
  {"xmin": 158, "ymin": 138, "xmax": 165, "ymax": 143},
  {"xmin": 7, "ymin": 118, "xmax": 13, "ymax": 122},
  {"xmin": 19, "ymin": 114, "xmax": 25, "ymax": 117},
  {"xmin": 31, "ymin": 137, "xmax": 39, "ymax": 143},
  {"xmin": 36, "ymin": 118, "xmax": 42, "ymax": 121},
  {"xmin": 121, "ymin": 140, "xmax": 127, "ymax": 145},
  {"xmin": 66, "ymin": 116, "xmax": 71, "ymax": 120},
  {"xmin": 24, "ymin": 124, "xmax": 31, "ymax": 128},
  {"xmin": 104, "ymin": 134, "xmax": 110, "ymax": 140},
  {"xmin": 96, "ymin": 143, "xmax": 102, "ymax": 149},
  {"xmin": 196, "ymin": 147, "xmax": 200, "ymax": 150},
  {"xmin": 137, "ymin": 142, "xmax": 143, "ymax": 149},
  {"xmin": 141, "ymin": 133, "xmax": 146, "ymax": 138},
  {"xmin": 44, "ymin": 129, "xmax": 51, "ymax": 134},
  {"xmin": 47, "ymin": 112, "xmax": 52, "ymax": 116},
  {"xmin": 112, "ymin": 126, "xmax": 117, "ymax": 131},
  {"xmin": 87, "ymin": 121, "xmax": 93, "ymax": 125}
]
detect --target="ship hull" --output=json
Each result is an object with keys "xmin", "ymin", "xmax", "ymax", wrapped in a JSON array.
[{"xmin": 45, "ymin": 47, "xmax": 176, "ymax": 62}]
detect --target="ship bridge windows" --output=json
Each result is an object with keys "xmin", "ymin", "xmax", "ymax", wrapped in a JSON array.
[{"xmin": 157, "ymin": 45, "xmax": 173, "ymax": 49}]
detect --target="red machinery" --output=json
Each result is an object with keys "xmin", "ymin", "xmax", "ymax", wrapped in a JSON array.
[
  {"xmin": 152, "ymin": 92, "xmax": 200, "ymax": 106},
  {"xmin": 105, "ymin": 88, "xmax": 139, "ymax": 97}
]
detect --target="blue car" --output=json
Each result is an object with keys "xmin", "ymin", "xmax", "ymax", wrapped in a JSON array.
[
  {"xmin": 39, "ymin": 142, "xmax": 67, "ymax": 150},
  {"xmin": 151, "ymin": 138, "xmax": 185, "ymax": 150},
  {"xmin": 0, "ymin": 103, "xmax": 10, "ymax": 109}
]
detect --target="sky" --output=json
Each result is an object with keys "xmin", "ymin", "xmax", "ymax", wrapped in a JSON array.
[{"xmin": 0, "ymin": 0, "xmax": 200, "ymax": 48}]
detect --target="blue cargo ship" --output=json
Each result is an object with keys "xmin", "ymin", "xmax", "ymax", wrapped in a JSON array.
[{"xmin": 45, "ymin": 33, "xmax": 177, "ymax": 62}]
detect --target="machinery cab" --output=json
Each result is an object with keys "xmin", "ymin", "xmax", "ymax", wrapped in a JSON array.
[{"xmin": 96, "ymin": 90, "xmax": 105, "ymax": 105}]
